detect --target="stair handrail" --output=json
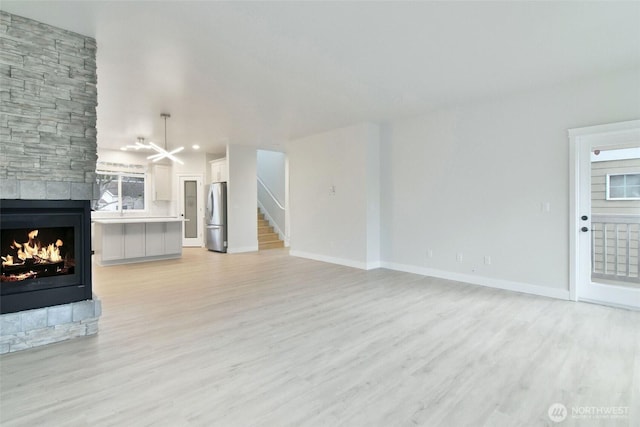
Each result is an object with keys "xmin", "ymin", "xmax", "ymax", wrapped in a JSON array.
[{"xmin": 257, "ymin": 176, "xmax": 285, "ymax": 210}]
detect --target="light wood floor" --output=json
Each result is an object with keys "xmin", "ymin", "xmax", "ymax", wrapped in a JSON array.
[{"xmin": 1, "ymin": 248, "xmax": 638, "ymax": 426}]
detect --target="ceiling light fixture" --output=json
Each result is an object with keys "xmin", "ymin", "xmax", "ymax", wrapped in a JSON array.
[
  {"xmin": 192, "ymin": 144, "xmax": 200, "ymax": 150},
  {"xmin": 123, "ymin": 137, "xmax": 152, "ymax": 151},
  {"xmin": 147, "ymin": 113, "xmax": 184, "ymax": 165}
]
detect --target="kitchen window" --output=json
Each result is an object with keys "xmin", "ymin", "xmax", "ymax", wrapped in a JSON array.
[
  {"xmin": 94, "ymin": 172, "xmax": 146, "ymax": 212},
  {"xmin": 606, "ymin": 173, "xmax": 640, "ymax": 200}
]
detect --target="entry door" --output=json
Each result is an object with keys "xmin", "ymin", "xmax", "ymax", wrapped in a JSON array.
[
  {"xmin": 571, "ymin": 120, "xmax": 640, "ymax": 309},
  {"xmin": 178, "ymin": 175, "xmax": 204, "ymax": 247}
]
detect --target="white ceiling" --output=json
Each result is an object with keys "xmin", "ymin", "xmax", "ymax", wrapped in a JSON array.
[{"xmin": 2, "ymin": 1, "xmax": 640, "ymax": 154}]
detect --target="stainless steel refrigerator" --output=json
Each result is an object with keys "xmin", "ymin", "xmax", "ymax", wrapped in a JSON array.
[{"xmin": 205, "ymin": 182, "xmax": 227, "ymax": 252}]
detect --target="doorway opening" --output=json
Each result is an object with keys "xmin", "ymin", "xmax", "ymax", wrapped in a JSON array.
[{"xmin": 256, "ymin": 149, "xmax": 289, "ymax": 250}]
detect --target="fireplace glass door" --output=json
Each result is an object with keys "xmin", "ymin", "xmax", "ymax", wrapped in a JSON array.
[{"xmin": 0, "ymin": 200, "xmax": 92, "ymax": 314}]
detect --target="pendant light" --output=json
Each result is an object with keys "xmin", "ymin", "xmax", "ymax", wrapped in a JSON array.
[
  {"xmin": 147, "ymin": 113, "xmax": 184, "ymax": 164},
  {"xmin": 122, "ymin": 137, "xmax": 152, "ymax": 151}
]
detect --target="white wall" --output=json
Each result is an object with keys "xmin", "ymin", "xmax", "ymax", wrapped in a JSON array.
[
  {"xmin": 257, "ymin": 150, "xmax": 286, "ymax": 204},
  {"xmin": 288, "ymin": 123, "xmax": 380, "ymax": 269},
  {"xmin": 366, "ymin": 126, "xmax": 381, "ymax": 267},
  {"xmin": 380, "ymin": 66, "xmax": 640, "ymax": 298},
  {"xmin": 171, "ymin": 152, "xmax": 207, "ymax": 177},
  {"xmin": 227, "ymin": 144, "xmax": 258, "ymax": 253}
]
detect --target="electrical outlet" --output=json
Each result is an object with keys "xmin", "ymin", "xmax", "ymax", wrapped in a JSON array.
[
  {"xmin": 484, "ymin": 255, "xmax": 491, "ymax": 265},
  {"xmin": 427, "ymin": 249, "xmax": 433, "ymax": 258},
  {"xmin": 456, "ymin": 252, "xmax": 463, "ymax": 263}
]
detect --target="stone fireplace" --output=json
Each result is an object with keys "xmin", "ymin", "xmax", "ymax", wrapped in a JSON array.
[{"xmin": 0, "ymin": 11, "xmax": 100, "ymax": 353}]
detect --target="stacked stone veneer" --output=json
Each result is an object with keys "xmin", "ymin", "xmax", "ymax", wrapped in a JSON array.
[
  {"xmin": 0, "ymin": 11, "xmax": 98, "ymax": 199},
  {"xmin": 0, "ymin": 11, "xmax": 100, "ymax": 354},
  {"xmin": 0, "ymin": 296, "xmax": 101, "ymax": 354}
]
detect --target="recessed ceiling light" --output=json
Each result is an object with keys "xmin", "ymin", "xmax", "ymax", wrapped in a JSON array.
[
  {"xmin": 120, "ymin": 147, "xmax": 128, "ymax": 151},
  {"xmin": 192, "ymin": 144, "xmax": 200, "ymax": 150}
]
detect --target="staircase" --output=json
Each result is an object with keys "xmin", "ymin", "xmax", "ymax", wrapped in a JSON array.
[{"xmin": 258, "ymin": 208, "xmax": 284, "ymax": 250}]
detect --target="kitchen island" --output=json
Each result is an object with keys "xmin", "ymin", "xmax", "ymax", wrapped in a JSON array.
[{"xmin": 93, "ymin": 218, "xmax": 182, "ymax": 266}]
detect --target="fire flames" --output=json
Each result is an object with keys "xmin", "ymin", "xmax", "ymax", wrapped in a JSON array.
[{"xmin": 2, "ymin": 230, "xmax": 63, "ymax": 267}]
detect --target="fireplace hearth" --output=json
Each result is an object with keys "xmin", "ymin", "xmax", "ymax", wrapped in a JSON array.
[{"xmin": 0, "ymin": 200, "xmax": 92, "ymax": 314}]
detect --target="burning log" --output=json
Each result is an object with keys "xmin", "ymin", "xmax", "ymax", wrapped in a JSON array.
[
  {"xmin": 1, "ymin": 229, "xmax": 69, "ymax": 282},
  {"xmin": 1, "ymin": 271, "xmax": 37, "ymax": 282}
]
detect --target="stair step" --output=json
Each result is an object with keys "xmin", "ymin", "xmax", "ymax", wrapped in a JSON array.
[
  {"xmin": 258, "ymin": 232, "xmax": 280, "ymax": 243},
  {"xmin": 257, "ymin": 208, "xmax": 284, "ymax": 250},
  {"xmin": 259, "ymin": 240, "xmax": 285, "ymax": 250}
]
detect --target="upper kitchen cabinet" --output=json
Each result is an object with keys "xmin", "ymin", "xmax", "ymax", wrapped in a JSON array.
[
  {"xmin": 153, "ymin": 164, "xmax": 171, "ymax": 201},
  {"xmin": 210, "ymin": 158, "xmax": 228, "ymax": 183}
]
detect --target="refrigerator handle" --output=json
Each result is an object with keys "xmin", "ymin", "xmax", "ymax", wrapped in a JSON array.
[{"xmin": 206, "ymin": 187, "xmax": 213, "ymax": 218}]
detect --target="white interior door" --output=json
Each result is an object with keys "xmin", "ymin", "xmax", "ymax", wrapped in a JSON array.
[
  {"xmin": 178, "ymin": 175, "xmax": 204, "ymax": 247},
  {"xmin": 571, "ymin": 120, "xmax": 640, "ymax": 309}
]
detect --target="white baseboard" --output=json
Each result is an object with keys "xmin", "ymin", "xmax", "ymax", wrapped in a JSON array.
[
  {"xmin": 96, "ymin": 253, "xmax": 181, "ymax": 267},
  {"xmin": 290, "ymin": 250, "xmax": 376, "ymax": 270},
  {"xmin": 380, "ymin": 261, "xmax": 570, "ymax": 300},
  {"xmin": 366, "ymin": 260, "xmax": 382, "ymax": 270},
  {"xmin": 227, "ymin": 245, "xmax": 259, "ymax": 254},
  {"xmin": 578, "ymin": 298, "xmax": 640, "ymax": 311},
  {"xmin": 287, "ymin": 252, "xmax": 569, "ymax": 300}
]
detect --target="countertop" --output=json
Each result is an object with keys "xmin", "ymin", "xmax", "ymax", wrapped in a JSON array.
[{"xmin": 92, "ymin": 217, "xmax": 184, "ymax": 224}]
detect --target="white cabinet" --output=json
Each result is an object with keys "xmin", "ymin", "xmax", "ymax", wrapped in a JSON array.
[
  {"xmin": 153, "ymin": 164, "xmax": 171, "ymax": 201},
  {"xmin": 145, "ymin": 222, "xmax": 165, "ymax": 256},
  {"xmin": 124, "ymin": 223, "xmax": 146, "ymax": 258},
  {"xmin": 100, "ymin": 223, "xmax": 124, "ymax": 261},
  {"xmin": 144, "ymin": 222, "xmax": 182, "ymax": 256},
  {"xmin": 164, "ymin": 222, "xmax": 182, "ymax": 254},
  {"xmin": 210, "ymin": 158, "xmax": 227, "ymax": 183},
  {"xmin": 94, "ymin": 220, "xmax": 183, "ymax": 266}
]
